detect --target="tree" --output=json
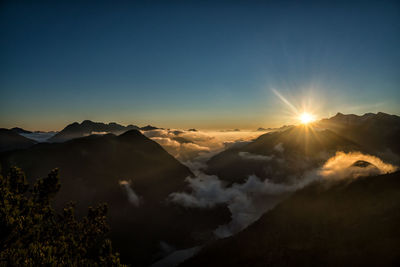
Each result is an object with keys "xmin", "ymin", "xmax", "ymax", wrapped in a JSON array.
[{"xmin": 0, "ymin": 167, "xmax": 125, "ymax": 266}]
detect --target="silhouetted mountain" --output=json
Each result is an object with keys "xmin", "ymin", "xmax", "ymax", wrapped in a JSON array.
[
  {"xmin": 48, "ymin": 120, "xmax": 140, "ymax": 143},
  {"xmin": 182, "ymin": 171, "xmax": 400, "ymax": 267},
  {"xmin": 0, "ymin": 130, "xmax": 229, "ymax": 266},
  {"xmin": 207, "ymin": 126, "xmax": 361, "ymax": 184},
  {"xmin": 0, "ymin": 129, "xmax": 36, "ymax": 152},
  {"xmin": 140, "ymin": 125, "xmax": 159, "ymax": 131},
  {"xmin": 11, "ymin": 127, "xmax": 32, "ymax": 134},
  {"xmin": 256, "ymin": 125, "xmax": 293, "ymax": 132},
  {"xmin": 316, "ymin": 112, "xmax": 400, "ymax": 159}
]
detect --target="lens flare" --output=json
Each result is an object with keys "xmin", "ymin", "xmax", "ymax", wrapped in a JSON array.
[{"xmin": 299, "ymin": 112, "xmax": 315, "ymax": 124}]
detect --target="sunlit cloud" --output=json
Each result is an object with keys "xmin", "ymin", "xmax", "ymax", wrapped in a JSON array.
[
  {"xmin": 318, "ymin": 151, "xmax": 398, "ymax": 180},
  {"xmin": 142, "ymin": 129, "xmax": 268, "ymax": 162}
]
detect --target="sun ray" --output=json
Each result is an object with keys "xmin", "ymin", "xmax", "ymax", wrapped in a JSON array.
[{"xmin": 271, "ymin": 88, "xmax": 299, "ymax": 114}]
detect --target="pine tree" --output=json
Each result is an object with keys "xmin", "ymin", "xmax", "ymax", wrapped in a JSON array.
[{"xmin": 0, "ymin": 167, "xmax": 125, "ymax": 266}]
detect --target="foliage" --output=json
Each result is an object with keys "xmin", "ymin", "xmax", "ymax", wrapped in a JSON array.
[{"xmin": 0, "ymin": 167, "xmax": 125, "ymax": 266}]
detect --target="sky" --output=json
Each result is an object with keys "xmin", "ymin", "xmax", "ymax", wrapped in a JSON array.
[{"xmin": 1, "ymin": 0, "xmax": 399, "ymax": 131}]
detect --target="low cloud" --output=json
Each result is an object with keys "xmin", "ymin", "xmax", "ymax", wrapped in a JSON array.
[
  {"xmin": 142, "ymin": 129, "xmax": 267, "ymax": 162},
  {"xmin": 238, "ymin": 152, "xmax": 274, "ymax": 161},
  {"xmin": 119, "ymin": 180, "xmax": 141, "ymax": 207},
  {"xmin": 20, "ymin": 132, "xmax": 56, "ymax": 142},
  {"xmin": 169, "ymin": 150, "xmax": 398, "ymax": 238},
  {"xmin": 90, "ymin": 131, "xmax": 110, "ymax": 135},
  {"xmin": 274, "ymin": 143, "xmax": 284, "ymax": 153},
  {"xmin": 318, "ymin": 151, "xmax": 398, "ymax": 180},
  {"xmin": 170, "ymin": 173, "xmax": 315, "ymax": 238}
]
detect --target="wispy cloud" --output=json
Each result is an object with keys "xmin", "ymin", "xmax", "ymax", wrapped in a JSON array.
[{"xmin": 119, "ymin": 180, "xmax": 141, "ymax": 207}]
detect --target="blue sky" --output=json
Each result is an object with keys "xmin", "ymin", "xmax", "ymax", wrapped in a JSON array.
[{"xmin": 1, "ymin": 0, "xmax": 399, "ymax": 130}]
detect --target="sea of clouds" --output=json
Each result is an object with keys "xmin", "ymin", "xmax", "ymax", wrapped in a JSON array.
[{"xmin": 142, "ymin": 128, "xmax": 267, "ymax": 162}]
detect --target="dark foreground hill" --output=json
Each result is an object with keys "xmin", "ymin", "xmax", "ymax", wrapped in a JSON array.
[
  {"xmin": 48, "ymin": 120, "xmax": 140, "ymax": 143},
  {"xmin": 0, "ymin": 128, "xmax": 36, "ymax": 152},
  {"xmin": 0, "ymin": 130, "xmax": 229, "ymax": 266},
  {"xmin": 182, "ymin": 171, "xmax": 400, "ymax": 267},
  {"xmin": 207, "ymin": 126, "xmax": 361, "ymax": 184}
]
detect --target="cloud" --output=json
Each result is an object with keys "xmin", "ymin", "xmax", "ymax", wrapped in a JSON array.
[
  {"xmin": 142, "ymin": 129, "xmax": 266, "ymax": 162},
  {"xmin": 169, "ymin": 150, "xmax": 398, "ymax": 238},
  {"xmin": 169, "ymin": 173, "xmax": 315, "ymax": 238},
  {"xmin": 318, "ymin": 151, "xmax": 398, "ymax": 180},
  {"xmin": 274, "ymin": 142, "xmax": 284, "ymax": 153},
  {"xmin": 150, "ymin": 136, "xmax": 210, "ymax": 162},
  {"xmin": 119, "ymin": 180, "xmax": 141, "ymax": 207},
  {"xmin": 20, "ymin": 132, "xmax": 56, "ymax": 142},
  {"xmin": 90, "ymin": 131, "xmax": 110, "ymax": 135},
  {"xmin": 238, "ymin": 152, "xmax": 274, "ymax": 161}
]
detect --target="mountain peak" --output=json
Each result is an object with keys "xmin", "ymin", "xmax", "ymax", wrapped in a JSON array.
[
  {"xmin": 119, "ymin": 129, "xmax": 143, "ymax": 138},
  {"xmin": 11, "ymin": 127, "xmax": 32, "ymax": 134},
  {"xmin": 49, "ymin": 121, "xmax": 140, "ymax": 143},
  {"xmin": 140, "ymin": 125, "xmax": 159, "ymax": 131}
]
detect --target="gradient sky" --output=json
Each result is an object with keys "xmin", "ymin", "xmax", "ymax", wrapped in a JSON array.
[{"xmin": 1, "ymin": 0, "xmax": 399, "ymax": 131}]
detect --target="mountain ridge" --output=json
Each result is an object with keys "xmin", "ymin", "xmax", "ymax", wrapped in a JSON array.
[
  {"xmin": 48, "ymin": 120, "xmax": 140, "ymax": 143},
  {"xmin": 0, "ymin": 129, "xmax": 229, "ymax": 266}
]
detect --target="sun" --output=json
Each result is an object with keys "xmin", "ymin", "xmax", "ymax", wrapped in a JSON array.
[{"xmin": 299, "ymin": 112, "xmax": 316, "ymax": 125}]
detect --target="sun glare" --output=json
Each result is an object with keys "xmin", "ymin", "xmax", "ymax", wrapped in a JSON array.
[{"xmin": 299, "ymin": 112, "xmax": 315, "ymax": 125}]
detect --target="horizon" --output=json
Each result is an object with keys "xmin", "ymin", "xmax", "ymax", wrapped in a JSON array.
[
  {"xmin": 4, "ymin": 110, "xmax": 399, "ymax": 132},
  {"xmin": 1, "ymin": 0, "xmax": 400, "ymax": 131}
]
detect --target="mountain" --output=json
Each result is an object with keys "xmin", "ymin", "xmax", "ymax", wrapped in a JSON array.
[
  {"xmin": 0, "ymin": 130, "xmax": 229, "ymax": 266},
  {"xmin": 48, "ymin": 120, "xmax": 140, "ymax": 142},
  {"xmin": 182, "ymin": 171, "xmax": 400, "ymax": 267},
  {"xmin": 140, "ymin": 125, "xmax": 159, "ymax": 131},
  {"xmin": 316, "ymin": 112, "xmax": 400, "ymax": 159},
  {"xmin": 0, "ymin": 128, "xmax": 36, "ymax": 152},
  {"xmin": 207, "ymin": 126, "xmax": 361, "ymax": 184},
  {"xmin": 11, "ymin": 127, "xmax": 32, "ymax": 134}
]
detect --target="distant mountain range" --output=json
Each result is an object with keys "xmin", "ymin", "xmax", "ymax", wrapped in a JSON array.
[
  {"xmin": 0, "ymin": 130, "xmax": 228, "ymax": 266},
  {"xmin": 48, "ymin": 120, "xmax": 140, "ymax": 142},
  {"xmin": 182, "ymin": 170, "xmax": 400, "ymax": 266},
  {"xmin": 48, "ymin": 120, "xmax": 160, "ymax": 143}
]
